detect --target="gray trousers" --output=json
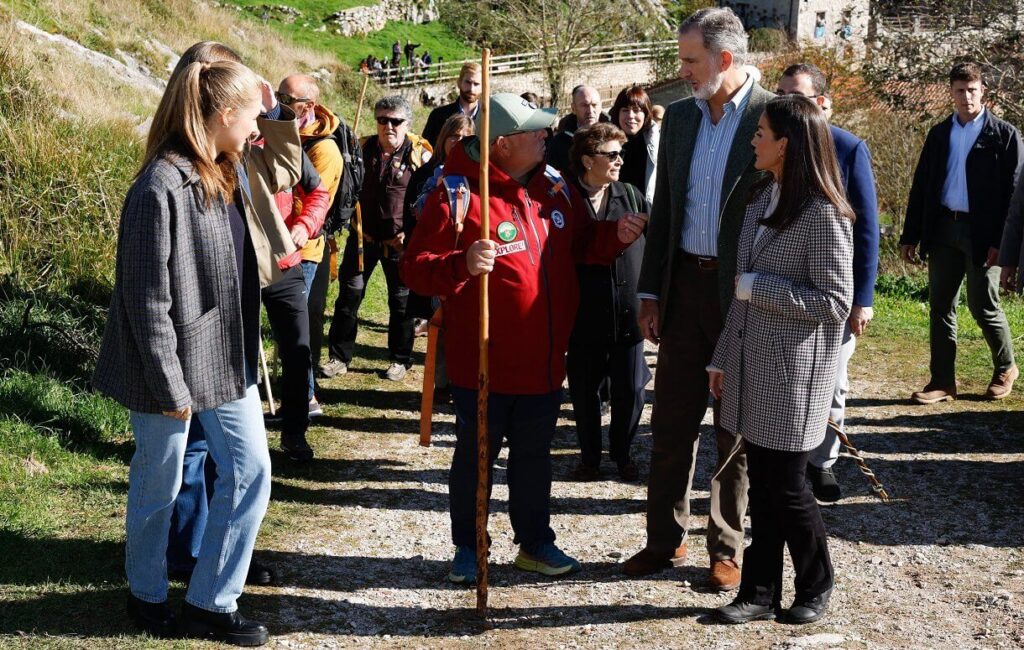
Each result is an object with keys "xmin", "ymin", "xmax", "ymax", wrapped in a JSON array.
[
  {"xmin": 810, "ymin": 322, "xmax": 856, "ymax": 470},
  {"xmin": 927, "ymin": 217, "xmax": 1014, "ymax": 386}
]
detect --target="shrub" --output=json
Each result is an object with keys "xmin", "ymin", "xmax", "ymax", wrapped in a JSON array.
[{"xmin": 749, "ymin": 28, "xmax": 788, "ymax": 53}]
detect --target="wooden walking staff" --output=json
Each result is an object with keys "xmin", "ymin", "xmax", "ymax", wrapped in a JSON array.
[
  {"xmin": 474, "ymin": 47, "xmax": 492, "ymax": 617},
  {"xmin": 827, "ymin": 420, "xmax": 890, "ymax": 502},
  {"xmin": 354, "ymin": 73, "xmax": 370, "ymax": 272},
  {"xmin": 418, "ymin": 307, "xmax": 443, "ymax": 447}
]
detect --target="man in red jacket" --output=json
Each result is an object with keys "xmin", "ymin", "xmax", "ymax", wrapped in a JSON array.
[{"xmin": 401, "ymin": 94, "xmax": 646, "ymax": 584}]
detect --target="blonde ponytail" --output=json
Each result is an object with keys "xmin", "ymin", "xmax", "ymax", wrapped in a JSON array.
[{"xmin": 141, "ymin": 60, "xmax": 261, "ymax": 205}]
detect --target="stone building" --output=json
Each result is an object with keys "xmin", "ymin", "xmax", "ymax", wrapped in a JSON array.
[{"xmin": 719, "ymin": 0, "xmax": 870, "ymax": 47}]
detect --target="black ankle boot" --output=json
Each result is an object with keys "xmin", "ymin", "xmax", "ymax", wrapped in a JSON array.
[
  {"xmin": 786, "ymin": 587, "xmax": 833, "ymax": 624},
  {"xmin": 126, "ymin": 594, "xmax": 177, "ymax": 638},
  {"xmin": 180, "ymin": 602, "xmax": 269, "ymax": 646},
  {"xmin": 807, "ymin": 464, "xmax": 842, "ymax": 502},
  {"xmin": 715, "ymin": 597, "xmax": 777, "ymax": 624},
  {"xmin": 246, "ymin": 561, "xmax": 276, "ymax": 586}
]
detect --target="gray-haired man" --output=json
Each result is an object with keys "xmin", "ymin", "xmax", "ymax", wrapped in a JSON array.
[
  {"xmin": 324, "ymin": 96, "xmax": 433, "ymax": 381},
  {"xmin": 626, "ymin": 7, "xmax": 774, "ymax": 591}
]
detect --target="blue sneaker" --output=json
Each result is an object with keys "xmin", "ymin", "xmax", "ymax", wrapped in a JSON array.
[
  {"xmin": 447, "ymin": 546, "xmax": 476, "ymax": 584},
  {"xmin": 514, "ymin": 542, "xmax": 581, "ymax": 577}
]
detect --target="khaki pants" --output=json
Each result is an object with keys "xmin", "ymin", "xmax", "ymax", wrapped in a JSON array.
[{"xmin": 644, "ymin": 259, "xmax": 749, "ymax": 561}]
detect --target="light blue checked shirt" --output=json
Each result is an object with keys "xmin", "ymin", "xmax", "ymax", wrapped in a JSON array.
[
  {"xmin": 940, "ymin": 108, "xmax": 985, "ymax": 213},
  {"xmin": 680, "ymin": 74, "xmax": 755, "ymax": 256}
]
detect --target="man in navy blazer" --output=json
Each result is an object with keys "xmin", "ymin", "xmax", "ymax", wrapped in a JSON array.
[{"xmin": 777, "ymin": 64, "xmax": 880, "ymax": 502}]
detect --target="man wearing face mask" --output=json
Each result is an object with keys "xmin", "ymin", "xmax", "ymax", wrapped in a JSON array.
[
  {"xmin": 276, "ymin": 75, "xmax": 344, "ymax": 418},
  {"xmin": 546, "ymin": 85, "xmax": 609, "ymax": 174},
  {"xmin": 325, "ymin": 96, "xmax": 432, "ymax": 381}
]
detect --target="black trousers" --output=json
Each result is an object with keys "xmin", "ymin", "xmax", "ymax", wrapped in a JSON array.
[
  {"xmin": 261, "ymin": 265, "xmax": 311, "ymax": 437},
  {"xmin": 449, "ymin": 387, "xmax": 561, "ymax": 552},
  {"xmin": 740, "ymin": 440, "xmax": 834, "ymax": 607},
  {"xmin": 327, "ymin": 232, "xmax": 414, "ymax": 365},
  {"xmin": 308, "ymin": 240, "xmax": 333, "ymax": 373},
  {"xmin": 567, "ymin": 338, "xmax": 649, "ymax": 468}
]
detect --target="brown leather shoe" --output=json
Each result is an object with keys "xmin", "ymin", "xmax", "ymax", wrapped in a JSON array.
[
  {"xmin": 709, "ymin": 558, "xmax": 741, "ymax": 592},
  {"xmin": 985, "ymin": 365, "xmax": 1019, "ymax": 400},
  {"xmin": 622, "ymin": 544, "xmax": 687, "ymax": 576},
  {"xmin": 910, "ymin": 383, "xmax": 957, "ymax": 405}
]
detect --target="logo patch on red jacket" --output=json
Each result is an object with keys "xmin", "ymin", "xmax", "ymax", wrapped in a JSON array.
[
  {"xmin": 495, "ymin": 240, "xmax": 527, "ymax": 257},
  {"xmin": 551, "ymin": 210, "xmax": 565, "ymax": 229}
]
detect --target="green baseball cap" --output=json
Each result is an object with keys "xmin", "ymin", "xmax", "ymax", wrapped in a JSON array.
[{"xmin": 475, "ymin": 93, "xmax": 557, "ymax": 142}]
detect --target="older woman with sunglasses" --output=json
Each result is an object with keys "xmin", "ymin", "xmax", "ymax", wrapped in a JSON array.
[{"xmin": 565, "ymin": 123, "xmax": 650, "ymax": 482}]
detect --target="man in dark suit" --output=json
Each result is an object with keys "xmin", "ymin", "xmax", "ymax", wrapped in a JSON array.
[
  {"xmin": 625, "ymin": 6, "xmax": 773, "ymax": 591},
  {"xmin": 421, "ymin": 62, "xmax": 481, "ymax": 149},
  {"xmin": 900, "ymin": 62, "xmax": 1022, "ymax": 404},
  {"xmin": 545, "ymin": 85, "xmax": 608, "ymax": 173},
  {"xmin": 776, "ymin": 63, "xmax": 880, "ymax": 502}
]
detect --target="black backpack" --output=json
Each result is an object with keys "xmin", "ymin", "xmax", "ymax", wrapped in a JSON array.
[{"xmin": 302, "ymin": 115, "xmax": 364, "ymax": 236}]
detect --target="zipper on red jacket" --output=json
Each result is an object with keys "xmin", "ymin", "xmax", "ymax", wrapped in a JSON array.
[
  {"xmin": 511, "ymin": 207, "xmax": 537, "ymax": 265},
  {"xmin": 524, "ymin": 188, "xmax": 556, "ymax": 392}
]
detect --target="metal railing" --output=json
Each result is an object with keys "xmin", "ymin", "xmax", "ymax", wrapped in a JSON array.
[{"xmin": 368, "ymin": 40, "xmax": 676, "ymax": 88}]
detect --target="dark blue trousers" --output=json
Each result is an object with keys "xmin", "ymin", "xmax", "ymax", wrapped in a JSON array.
[
  {"xmin": 449, "ymin": 387, "xmax": 561, "ymax": 553},
  {"xmin": 166, "ymin": 417, "xmax": 215, "ymax": 573}
]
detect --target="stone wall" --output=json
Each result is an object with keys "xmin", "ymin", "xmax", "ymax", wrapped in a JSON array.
[
  {"xmin": 326, "ymin": 0, "xmax": 439, "ymax": 38},
  {"xmin": 721, "ymin": 0, "xmax": 869, "ymax": 46},
  {"xmin": 395, "ymin": 59, "xmax": 660, "ymax": 110}
]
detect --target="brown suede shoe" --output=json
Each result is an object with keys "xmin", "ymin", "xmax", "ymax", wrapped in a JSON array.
[
  {"xmin": 910, "ymin": 383, "xmax": 957, "ymax": 405},
  {"xmin": 622, "ymin": 544, "xmax": 687, "ymax": 576},
  {"xmin": 709, "ymin": 559, "xmax": 741, "ymax": 592},
  {"xmin": 985, "ymin": 365, "xmax": 1019, "ymax": 400}
]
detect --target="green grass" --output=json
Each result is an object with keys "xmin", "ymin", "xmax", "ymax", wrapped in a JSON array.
[{"xmin": 221, "ymin": 1, "xmax": 477, "ymax": 68}]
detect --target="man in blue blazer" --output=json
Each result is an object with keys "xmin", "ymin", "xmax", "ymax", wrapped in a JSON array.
[{"xmin": 777, "ymin": 64, "xmax": 880, "ymax": 502}]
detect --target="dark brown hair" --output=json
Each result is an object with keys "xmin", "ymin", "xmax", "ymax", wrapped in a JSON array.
[
  {"xmin": 609, "ymin": 85, "xmax": 653, "ymax": 133},
  {"xmin": 949, "ymin": 61, "xmax": 984, "ymax": 86},
  {"xmin": 569, "ymin": 123, "xmax": 627, "ymax": 177},
  {"xmin": 781, "ymin": 63, "xmax": 827, "ymax": 96},
  {"xmin": 758, "ymin": 95, "xmax": 854, "ymax": 230}
]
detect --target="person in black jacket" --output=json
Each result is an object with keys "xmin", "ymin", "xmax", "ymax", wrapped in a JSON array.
[
  {"xmin": 611, "ymin": 85, "xmax": 660, "ymax": 205},
  {"xmin": 546, "ymin": 85, "xmax": 608, "ymax": 174},
  {"xmin": 421, "ymin": 63, "xmax": 481, "ymax": 149},
  {"xmin": 899, "ymin": 62, "xmax": 1023, "ymax": 404},
  {"xmin": 566, "ymin": 123, "xmax": 650, "ymax": 482}
]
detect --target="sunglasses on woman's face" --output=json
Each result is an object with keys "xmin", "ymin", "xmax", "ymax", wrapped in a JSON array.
[
  {"xmin": 376, "ymin": 116, "xmax": 407, "ymax": 127},
  {"xmin": 275, "ymin": 91, "xmax": 311, "ymax": 106},
  {"xmin": 591, "ymin": 150, "xmax": 623, "ymax": 162}
]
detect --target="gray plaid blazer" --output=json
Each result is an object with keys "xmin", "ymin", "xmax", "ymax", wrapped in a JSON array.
[
  {"xmin": 710, "ymin": 182, "xmax": 854, "ymax": 452},
  {"xmin": 93, "ymin": 154, "xmax": 256, "ymax": 413}
]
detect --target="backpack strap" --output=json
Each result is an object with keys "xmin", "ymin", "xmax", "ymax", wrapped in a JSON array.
[
  {"xmin": 441, "ymin": 174, "xmax": 471, "ymax": 247},
  {"xmin": 543, "ymin": 165, "xmax": 572, "ymax": 206}
]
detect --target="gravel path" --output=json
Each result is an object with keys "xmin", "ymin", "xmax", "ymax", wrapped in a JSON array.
[{"xmin": 251, "ymin": 345, "xmax": 1024, "ymax": 649}]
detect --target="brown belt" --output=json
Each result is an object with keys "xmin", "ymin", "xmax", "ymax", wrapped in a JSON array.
[{"xmin": 680, "ymin": 250, "xmax": 719, "ymax": 271}]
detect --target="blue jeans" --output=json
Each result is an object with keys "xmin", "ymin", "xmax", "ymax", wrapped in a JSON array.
[
  {"xmin": 300, "ymin": 259, "xmax": 318, "ymax": 400},
  {"xmin": 166, "ymin": 418, "xmax": 215, "ymax": 573},
  {"xmin": 449, "ymin": 387, "xmax": 561, "ymax": 552},
  {"xmin": 126, "ymin": 383, "xmax": 271, "ymax": 612}
]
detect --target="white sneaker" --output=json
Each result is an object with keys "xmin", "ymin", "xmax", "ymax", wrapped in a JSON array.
[
  {"xmin": 384, "ymin": 363, "xmax": 407, "ymax": 381},
  {"xmin": 308, "ymin": 398, "xmax": 323, "ymax": 418}
]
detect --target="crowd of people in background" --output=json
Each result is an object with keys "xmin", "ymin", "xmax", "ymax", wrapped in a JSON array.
[
  {"xmin": 91, "ymin": 4, "xmax": 1024, "ymax": 645},
  {"xmin": 359, "ymin": 40, "xmax": 436, "ymax": 83}
]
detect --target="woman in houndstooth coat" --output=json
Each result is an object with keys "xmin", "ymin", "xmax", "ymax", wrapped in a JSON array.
[{"xmin": 708, "ymin": 95, "xmax": 855, "ymax": 626}]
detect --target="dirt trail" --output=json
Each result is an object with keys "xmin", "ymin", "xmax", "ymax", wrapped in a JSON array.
[{"xmin": 252, "ymin": 344, "xmax": 1024, "ymax": 649}]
